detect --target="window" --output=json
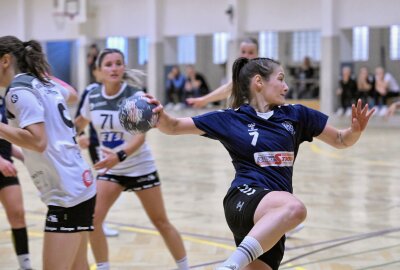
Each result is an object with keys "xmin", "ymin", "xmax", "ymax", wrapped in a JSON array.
[
  {"xmin": 106, "ymin": 37, "xmax": 128, "ymax": 64},
  {"xmin": 390, "ymin": 25, "xmax": 400, "ymax": 60},
  {"xmin": 138, "ymin": 37, "xmax": 149, "ymax": 65},
  {"xmin": 292, "ymin": 31, "xmax": 321, "ymax": 62},
  {"xmin": 352, "ymin": 26, "xmax": 369, "ymax": 61},
  {"xmin": 213, "ymin": 32, "xmax": 229, "ymax": 64},
  {"xmin": 259, "ymin": 31, "xmax": 278, "ymax": 59},
  {"xmin": 177, "ymin": 35, "xmax": 196, "ymax": 64}
]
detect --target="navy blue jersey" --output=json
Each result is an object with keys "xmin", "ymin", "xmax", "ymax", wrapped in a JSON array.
[
  {"xmin": 192, "ymin": 104, "xmax": 328, "ymax": 193},
  {"xmin": 75, "ymin": 83, "xmax": 100, "ymax": 145},
  {"xmin": 0, "ymin": 96, "xmax": 12, "ymax": 161}
]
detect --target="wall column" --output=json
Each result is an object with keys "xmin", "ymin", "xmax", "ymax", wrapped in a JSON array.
[
  {"xmin": 320, "ymin": 0, "xmax": 340, "ymax": 114},
  {"xmin": 226, "ymin": 0, "xmax": 246, "ymax": 80},
  {"xmin": 147, "ymin": 0, "xmax": 165, "ymax": 101}
]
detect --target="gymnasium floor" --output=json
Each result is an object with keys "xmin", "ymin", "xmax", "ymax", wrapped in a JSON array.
[{"xmin": 1, "ymin": 108, "xmax": 400, "ymax": 270}]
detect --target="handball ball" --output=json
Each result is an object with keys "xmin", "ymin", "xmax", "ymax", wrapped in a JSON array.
[{"xmin": 119, "ymin": 95, "xmax": 158, "ymax": 134}]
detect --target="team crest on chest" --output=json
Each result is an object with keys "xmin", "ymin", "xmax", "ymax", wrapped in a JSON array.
[{"xmin": 282, "ymin": 121, "xmax": 295, "ymax": 135}]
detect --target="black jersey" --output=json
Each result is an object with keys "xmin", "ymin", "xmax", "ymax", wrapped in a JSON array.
[
  {"xmin": 192, "ymin": 104, "xmax": 328, "ymax": 193},
  {"xmin": 0, "ymin": 96, "xmax": 12, "ymax": 161}
]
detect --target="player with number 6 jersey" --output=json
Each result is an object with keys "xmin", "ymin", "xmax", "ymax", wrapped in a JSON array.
[
  {"xmin": 6, "ymin": 74, "xmax": 96, "ymax": 206},
  {"xmin": 0, "ymin": 35, "xmax": 96, "ymax": 270}
]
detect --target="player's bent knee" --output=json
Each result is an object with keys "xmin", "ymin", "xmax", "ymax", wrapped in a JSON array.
[{"xmin": 286, "ymin": 200, "xmax": 307, "ymax": 225}]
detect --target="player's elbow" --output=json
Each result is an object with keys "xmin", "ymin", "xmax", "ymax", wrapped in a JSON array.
[{"xmin": 33, "ymin": 139, "xmax": 47, "ymax": 153}]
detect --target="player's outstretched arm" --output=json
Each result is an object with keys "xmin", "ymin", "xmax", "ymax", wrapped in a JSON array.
[
  {"xmin": 186, "ymin": 81, "xmax": 232, "ymax": 108},
  {"xmin": 316, "ymin": 99, "xmax": 375, "ymax": 149},
  {"xmin": 147, "ymin": 95, "xmax": 204, "ymax": 135}
]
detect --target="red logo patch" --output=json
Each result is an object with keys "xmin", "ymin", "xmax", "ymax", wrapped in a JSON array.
[{"xmin": 82, "ymin": 170, "xmax": 94, "ymax": 187}]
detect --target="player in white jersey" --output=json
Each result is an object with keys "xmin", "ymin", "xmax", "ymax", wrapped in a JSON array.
[
  {"xmin": 75, "ymin": 48, "xmax": 188, "ymax": 270},
  {"xmin": 0, "ymin": 35, "xmax": 96, "ymax": 270}
]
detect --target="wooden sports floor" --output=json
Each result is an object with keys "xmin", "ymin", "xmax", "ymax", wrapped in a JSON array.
[{"xmin": 1, "ymin": 108, "xmax": 400, "ymax": 270}]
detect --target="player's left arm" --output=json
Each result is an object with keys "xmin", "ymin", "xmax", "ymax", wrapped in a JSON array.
[
  {"xmin": 94, "ymin": 134, "xmax": 146, "ymax": 172},
  {"xmin": 316, "ymin": 99, "xmax": 374, "ymax": 149}
]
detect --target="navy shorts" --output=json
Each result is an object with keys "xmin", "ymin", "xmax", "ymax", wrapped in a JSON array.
[
  {"xmin": 45, "ymin": 196, "xmax": 96, "ymax": 233},
  {"xmin": 97, "ymin": 171, "xmax": 160, "ymax": 191},
  {"xmin": 223, "ymin": 184, "xmax": 285, "ymax": 270},
  {"xmin": 0, "ymin": 172, "xmax": 19, "ymax": 190}
]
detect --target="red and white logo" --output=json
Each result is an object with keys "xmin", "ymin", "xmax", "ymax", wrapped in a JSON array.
[
  {"xmin": 82, "ymin": 170, "xmax": 94, "ymax": 187},
  {"xmin": 254, "ymin": 151, "xmax": 294, "ymax": 167}
]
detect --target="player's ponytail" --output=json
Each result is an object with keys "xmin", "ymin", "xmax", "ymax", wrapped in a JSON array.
[
  {"xmin": 123, "ymin": 69, "xmax": 146, "ymax": 89},
  {"xmin": 21, "ymin": 40, "xmax": 51, "ymax": 83},
  {"xmin": 231, "ymin": 57, "xmax": 250, "ymax": 108},
  {"xmin": 0, "ymin": 36, "xmax": 51, "ymax": 83},
  {"xmin": 231, "ymin": 57, "xmax": 281, "ymax": 108}
]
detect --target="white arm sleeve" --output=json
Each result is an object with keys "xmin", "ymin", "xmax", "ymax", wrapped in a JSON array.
[{"xmin": 6, "ymin": 89, "xmax": 44, "ymax": 129}]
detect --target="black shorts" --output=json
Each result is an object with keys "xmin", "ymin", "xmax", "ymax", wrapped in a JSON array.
[
  {"xmin": 223, "ymin": 184, "xmax": 285, "ymax": 270},
  {"xmin": 0, "ymin": 172, "xmax": 20, "ymax": 190},
  {"xmin": 44, "ymin": 196, "xmax": 96, "ymax": 233},
  {"xmin": 97, "ymin": 171, "xmax": 160, "ymax": 191}
]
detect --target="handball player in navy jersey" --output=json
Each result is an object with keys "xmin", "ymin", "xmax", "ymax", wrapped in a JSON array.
[{"xmin": 149, "ymin": 57, "xmax": 374, "ymax": 270}]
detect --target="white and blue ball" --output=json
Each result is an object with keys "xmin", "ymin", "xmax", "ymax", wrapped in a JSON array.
[{"xmin": 118, "ymin": 95, "xmax": 158, "ymax": 134}]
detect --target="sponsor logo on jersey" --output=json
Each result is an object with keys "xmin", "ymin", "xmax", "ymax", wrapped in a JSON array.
[
  {"xmin": 100, "ymin": 131, "xmax": 124, "ymax": 148},
  {"xmin": 282, "ymin": 121, "xmax": 295, "ymax": 135},
  {"xmin": 89, "ymin": 101, "xmax": 107, "ymax": 110},
  {"xmin": 247, "ymin": 123, "xmax": 257, "ymax": 132},
  {"xmin": 82, "ymin": 169, "xmax": 94, "ymax": 187},
  {"xmin": 45, "ymin": 89, "xmax": 59, "ymax": 95},
  {"xmin": 11, "ymin": 94, "xmax": 18, "ymax": 103},
  {"xmin": 254, "ymin": 151, "xmax": 294, "ymax": 167}
]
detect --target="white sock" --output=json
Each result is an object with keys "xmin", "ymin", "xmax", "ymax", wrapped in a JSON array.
[
  {"xmin": 17, "ymin": 254, "xmax": 32, "ymax": 269},
  {"xmin": 176, "ymin": 256, "xmax": 189, "ymax": 270},
  {"xmin": 220, "ymin": 236, "xmax": 264, "ymax": 269},
  {"xmin": 96, "ymin": 262, "xmax": 110, "ymax": 270}
]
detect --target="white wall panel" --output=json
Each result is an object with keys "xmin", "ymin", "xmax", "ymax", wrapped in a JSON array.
[
  {"xmin": 244, "ymin": 0, "xmax": 322, "ymax": 32},
  {"xmin": 92, "ymin": 0, "xmax": 148, "ymax": 38},
  {"xmin": 338, "ymin": 0, "xmax": 400, "ymax": 28},
  {"xmin": 163, "ymin": 0, "xmax": 230, "ymax": 36}
]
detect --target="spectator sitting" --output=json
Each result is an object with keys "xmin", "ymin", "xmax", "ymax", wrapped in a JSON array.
[
  {"xmin": 296, "ymin": 56, "xmax": 316, "ymax": 99},
  {"xmin": 184, "ymin": 65, "xmax": 210, "ymax": 101},
  {"xmin": 165, "ymin": 65, "xmax": 186, "ymax": 110},
  {"xmin": 356, "ymin": 66, "xmax": 374, "ymax": 106},
  {"xmin": 373, "ymin": 66, "xmax": 400, "ymax": 116},
  {"xmin": 336, "ymin": 66, "xmax": 357, "ymax": 116}
]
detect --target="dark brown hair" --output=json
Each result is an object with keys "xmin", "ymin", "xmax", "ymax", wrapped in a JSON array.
[
  {"xmin": 231, "ymin": 57, "xmax": 280, "ymax": 108},
  {"xmin": 0, "ymin": 35, "xmax": 51, "ymax": 83}
]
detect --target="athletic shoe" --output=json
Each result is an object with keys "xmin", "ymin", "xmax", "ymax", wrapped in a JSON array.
[
  {"xmin": 103, "ymin": 223, "xmax": 119, "ymax": 237},
  {"xmin": 286, "ymin": 223, "xmax": 305, "ymax": 238}
]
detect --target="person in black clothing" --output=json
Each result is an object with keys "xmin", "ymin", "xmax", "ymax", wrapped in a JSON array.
[
  {"xmin": 184, "ymin": 65, "xmax": 210, "ymax": 100},
  {"xmin": 336, "ymin": 66, "xmax": 357, "ymax": 116}
]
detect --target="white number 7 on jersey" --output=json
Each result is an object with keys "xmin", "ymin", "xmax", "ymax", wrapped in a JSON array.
[{"xmin": 249, "ymin": 131, "xmax": 259, "ymax": 146}]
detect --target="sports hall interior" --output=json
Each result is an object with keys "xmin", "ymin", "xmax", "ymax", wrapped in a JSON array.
[{"xmin": 0, "ymin": 0, "xmax": 400, "ymax": 269}]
